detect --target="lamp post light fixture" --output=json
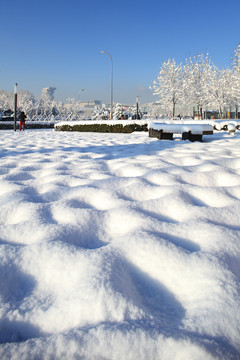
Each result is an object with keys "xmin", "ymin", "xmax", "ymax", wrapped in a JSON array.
[
  {"xmin": 78, "ymin": 88, "xmax": 84, "ymax": 102},
  {"xmin": 101, "ymin": 50, "xmax": 113, "ymax": 119},
  {"xmin": 14, "ymin": 83, "xmax": 18, "ymax": 131}
]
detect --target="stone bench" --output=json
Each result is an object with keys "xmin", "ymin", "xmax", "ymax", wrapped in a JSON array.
[{"xmin": 149, "ymin": 122, "xmax": 213, "ymax": 142}]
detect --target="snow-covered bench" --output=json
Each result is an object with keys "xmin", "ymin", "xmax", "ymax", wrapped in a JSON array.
[{"xmin": 149, "ymin": 122, "xmax": 213, "ymax": 142}]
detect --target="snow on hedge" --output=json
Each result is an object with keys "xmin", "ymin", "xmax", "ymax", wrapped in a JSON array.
[
  {"xmin": 53, "ymin": 118, "xmax": 240, "ymax": 132},
  {"xmin": 54, "ymin": 119, "xmax": 148, "ymax": 128}
]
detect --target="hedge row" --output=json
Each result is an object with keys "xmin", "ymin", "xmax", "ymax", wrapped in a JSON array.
[
  {"xmin": 0, "ymin": 122, "xmax": 55, "ymax": 130},
  {"xmin": 55, "ymin": 123, "xmax": 148, "ymax": 133}
]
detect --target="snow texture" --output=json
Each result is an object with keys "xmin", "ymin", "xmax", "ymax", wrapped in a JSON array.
[
  {"xmin": 148, "ymin": 122, "xmax": 213, "ymax": 134},
  {"xmin": 0, "ymin": 129, "xmax": 240, "ymax": 360}
]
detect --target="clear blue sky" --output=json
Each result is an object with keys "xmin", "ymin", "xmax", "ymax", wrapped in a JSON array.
[{"xmin": 1, "ymin": 0, "xmax": 240, "ymax": 104}]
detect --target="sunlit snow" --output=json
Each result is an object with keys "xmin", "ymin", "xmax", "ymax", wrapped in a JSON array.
[{"xmin": 0, "ymin": 129, "xmax": 240, "ymax": 359}]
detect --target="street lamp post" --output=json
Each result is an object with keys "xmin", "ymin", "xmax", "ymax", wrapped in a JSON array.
[
  {"xmin": 14, "ymin": 83, "xmax": 18, "ymax": 131},
  {"xmin": 136, "ymin": 96, "xmax": 139, "ymax": 119},
  {"xmin": 101, "ymin": 50, "xmax": 113, "ymax": 119}
]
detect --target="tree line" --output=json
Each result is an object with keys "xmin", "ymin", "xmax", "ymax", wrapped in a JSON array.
[
  {"xmin": 1, "ymin": 45, "xmax": 240, "ymax": 121},
  {"xmin": 152, "ymin": 45, "xmax": 240, "ymax": 119},
  {"xmin": 0, "ymin": 90, "xmax": 88, "ymax": 122}
]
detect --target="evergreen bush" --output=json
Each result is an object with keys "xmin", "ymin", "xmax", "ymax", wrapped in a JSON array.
[{"xmin": 55, "ymin": 123, "xmax": 148, "ymax": 133}]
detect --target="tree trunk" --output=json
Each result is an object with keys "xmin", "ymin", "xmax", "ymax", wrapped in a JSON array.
[
  {"xmin": 172, "ymin": 101, "xmax": 175, "ymax": 119},
  {"xmin": 219, "ymin": 107, "xmax": 223, "ymax": 119}
]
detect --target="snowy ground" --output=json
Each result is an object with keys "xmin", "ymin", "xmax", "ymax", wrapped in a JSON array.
[{"xmin": 0, "ymin": 129, "xmax": 240, "ymax": 360}]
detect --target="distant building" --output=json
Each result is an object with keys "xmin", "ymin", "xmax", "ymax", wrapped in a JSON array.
[
  {"xmin": 41, "ymin": 87, "xmax": 56, "ymax": 101},
  {"xmin": 78, "ymin": 100, "xmax": 101, "ymax": 108}
]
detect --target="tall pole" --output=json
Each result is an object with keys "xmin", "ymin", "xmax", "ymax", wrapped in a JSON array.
[
  {"xmin": 136, "ymin": 96, "xmax": 139, "ymax": 119},
  {"xmin": 14, "ymin": 83, "xmax": 18, "ymax": 131},
  {"xmin": 101, "ymin": 51, "xmax": 113, "ymax": 119}
]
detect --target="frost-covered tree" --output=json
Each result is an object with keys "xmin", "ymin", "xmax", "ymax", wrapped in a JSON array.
[
  {"xmin": 152, "ymin": 59, "xmax": 183, "ymax": 118},
  {"xmin": 61, "ymin": 98, "xmax": 78, "ymax": 121},
  {"xmin": 184, "ymin": 54, "xmax": 212, "ymax": 119},
  {"xmin": 17, "ymin": 90, "xmax": 36, "ymax": 118},
  {"xmin": 0, "ymin": 89, "xmax": 58, "ymax": 121},
  {"xmin": 208, "ymin": 67, "xmax": 233, "ymax": 119},
  {"xmin": 232, "ymin": 44, "xmax": 240, "ymax": 118},
  {"xmin": 139, "ymin": 102, "xmax": 163, "ymax": 119},
  {"xmin": 0, "ymin": 90, "xmax": 13, "ymax": 111},
  {"xmin": 41, "ymin": 87, "xmax": 56, "ymax": 101},
  {"xmin": 232, "ymin": 44, "xmax": 240, "ymax": 72}
]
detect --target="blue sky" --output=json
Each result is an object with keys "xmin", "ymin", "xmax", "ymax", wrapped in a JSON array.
[{"xmin": 1, "ymin": 0, "xmax": 240, "ymax": 104}]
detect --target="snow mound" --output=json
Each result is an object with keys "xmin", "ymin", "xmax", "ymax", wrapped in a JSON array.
[{"xmin": 0, "ymin": 130, "xmax": 240, "ymax": 359}]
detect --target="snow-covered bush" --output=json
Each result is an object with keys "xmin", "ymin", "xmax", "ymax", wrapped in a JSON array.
[
  {"xmin": 112, "ymin": 103, "xmax": 126, "ymax": 119},
  {"xmin": 92, "ymin": 104, "xmax": 110, "ymax": 120},
  {"xmin": 228, "ymin": 123, "xmax": 236, "ymax": 134}
]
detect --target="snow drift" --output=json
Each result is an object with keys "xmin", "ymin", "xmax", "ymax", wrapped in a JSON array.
[{"xmin": 0, "ymin": 129, "xmax": 240, "ymax": 359}]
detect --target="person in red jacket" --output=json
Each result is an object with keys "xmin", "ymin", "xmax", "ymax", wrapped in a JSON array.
[{"xmin": 19, "ymin": 111, "xmax": 27, "ymax": 131}]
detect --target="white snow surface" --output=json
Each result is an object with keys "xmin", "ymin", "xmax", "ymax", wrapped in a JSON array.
[
  {"xmin": 148, "ymin": 122, "xmax": 213, "ymax": 134},
  {"xmin": 0, "ymin": 129, "xmax": 240, "ymax": 360}
]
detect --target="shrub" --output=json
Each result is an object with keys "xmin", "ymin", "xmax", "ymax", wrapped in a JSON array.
[{"xmin": 55, "ymin": 123, "xmax": 148, "ymax": 133}]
